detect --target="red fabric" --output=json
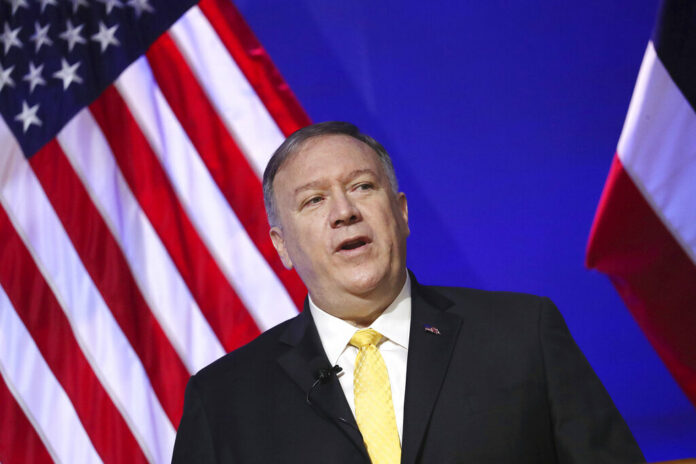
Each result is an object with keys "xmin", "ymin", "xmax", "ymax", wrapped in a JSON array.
[
  {"xmin": 198, "ymin": 0, "xmax": 312, "ymax": 137},
  {"xmin": 0, "ymin": 377, "xmax": 53, "ymax": 464},
  {"xmin": 146, "ymin": 33, "xmax": 306, "ymax": 309},
  {"xmin": 0, "ymin": 199, "xmax": 148, "ymax": 463},
  {"xmin": 89, "ymin": 87, "xmax": 261, "ymax": 353},
  {"xmin": 587, "ymin": 154, "xmax": 696, "ymax": 407},
  {"xmin": 30, "ymin": 141, "xmax": 190, "ymax": 427}
]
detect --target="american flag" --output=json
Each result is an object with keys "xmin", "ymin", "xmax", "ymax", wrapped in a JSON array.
[
  {"xmin": 423, "ymin": 324, "xmax": 440, "ymax": 335},
  {"xmin": 0, "ymin": 0, "xmax": 308, "ymax": 462}
]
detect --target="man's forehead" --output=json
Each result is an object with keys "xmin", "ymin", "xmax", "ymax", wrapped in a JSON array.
[
  {"xmin": 302, "ymin": 132, "xmax": 365, "ymax": 147},
  {"xmin": 292, "ymin": 168, "xmax": 379, "ymax": 195}
]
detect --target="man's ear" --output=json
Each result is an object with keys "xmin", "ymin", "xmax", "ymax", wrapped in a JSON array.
[
  {"xmin": 270, "ymin": 226, "xmax": 293, "ymax": 270},
  {"xmin": 398, "ymin": 192, "xmax": 410, "ymax": 236}
]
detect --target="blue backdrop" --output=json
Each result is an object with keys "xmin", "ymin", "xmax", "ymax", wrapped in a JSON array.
[{"xmin": 235, "ymin": 0, "xmax": 696, "ymax": 458}]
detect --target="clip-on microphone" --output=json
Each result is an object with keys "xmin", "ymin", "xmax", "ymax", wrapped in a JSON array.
[
  {"xmin": 306, "ymin": 364, "xmax": 343, "ymax": 405},
  {"xmin": 305, "ymin": 362, "xmax": 362, "ymax": 435}
]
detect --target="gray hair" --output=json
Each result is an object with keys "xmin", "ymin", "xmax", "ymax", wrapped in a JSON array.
[{"xmin": 262, "ymin": 121, "xmax": 399, "ymax": 226}]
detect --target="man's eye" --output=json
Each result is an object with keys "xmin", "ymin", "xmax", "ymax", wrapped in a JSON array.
[
  {"xmin": 304, "ymin": 196, "xmax": 323, "ymax": 207},
  {"xmin": 356, "ymin": 183, "xmax": 374, "ymax": 191}
]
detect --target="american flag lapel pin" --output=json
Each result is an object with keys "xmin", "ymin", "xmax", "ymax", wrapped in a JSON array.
[{"xmin": 424, "ymin": 324, "xmax": 441, "ymax": 335}]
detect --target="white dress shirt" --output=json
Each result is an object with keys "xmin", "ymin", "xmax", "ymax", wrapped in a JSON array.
[{"xmin": 308, "ymin": 275, "xmax": 411, "ymax": 442}]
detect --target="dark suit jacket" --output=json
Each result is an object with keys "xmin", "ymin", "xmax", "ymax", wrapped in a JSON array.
[{"xmin": 172, "ymin": 275, "xmax": 644, "ymax": 463}]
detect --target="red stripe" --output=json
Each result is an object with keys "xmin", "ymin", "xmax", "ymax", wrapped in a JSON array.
[
  {"xmin": 586, "ymin": 154, "xmax": 696, "ymax": 407},
  {"xmin": 0, "ymin": 375, "xmax": 53, "ymax": 464},
  {"xmin": 89, "ymin": 87, "xmax": 261, "ymax": 352},
  {"xmin": 30, "ymin": 140, "xmax": 189, "ymax": 427},
  {"xmin": 0, "ymin": 200, "xmax": 148, "ymax": 464},
  {"xmin": 197, "ymin": 0, "xmax": 312, "ymax": 137},
  {"xmin": 145, "ymin": 33, "xmax": 307, "ymax": 310}
]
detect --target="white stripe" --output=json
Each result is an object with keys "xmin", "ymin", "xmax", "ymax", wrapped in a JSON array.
[
  {"xmin": 617, "ymin": 41, "xmax": 696, "ymax": 266},
  {"xmin": 116, "ymin": 56, "xmax": 298, "ymax": 331},
  {"xmin": 0, "ymin": 284, "xmax": 100, "ymax": 464},
  {"xmin": 170, "ymin": 6, "xmax": 286, "ymax": 177},
  {"xmin": 57, "ymin": 107, "xmax": 225, "ymax": 374},
  {"xmin": 0, "ymin": 119, "xmax": 174, "ymax": 464}
]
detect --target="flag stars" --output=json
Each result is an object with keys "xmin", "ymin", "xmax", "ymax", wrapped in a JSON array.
[
  {"xmin": 0, "ymin": 63, "xmax": 15, "ymax": 92},
  {"xmin": 4, "ymin": 0, "xmax": 29, "ymax": 15},
  {"xmin": 52, "ymin": 58, "xmax": 82, "ymax": 90},
  {"xmin": 127, "ymin": 0, "xmax": 154, "ymax": 17},
  {"xmin": 15, "ymin": 100, "xmax": 42, "ymax": 133},
  {"xmin": 23, "ymin": 62, "xmax": 46, "ymax": 93},
  {"xmin": 0, "ymin": 23, "xmax": 22, "ymax": 55},
  {"xmin": 97, "ymin": 0, "xmax": 123, "ymax": 15},
  {"xmin": 91, "ymin": 22, "xmax": 119, "ymax": 53},
  {"xmin": 38, "ymin": 0, "xmax": 58, "ymax": 13},
  {"xmin": 30, "ymin": 22, "xmax": 53, "ymax": 53},
  {"xmin": 59, "ymin": 20, "xmax": 86, "ymax": 52},
  {"xmin": 69, "ymin": 0, "xmax": 89, "ymax": 13}
]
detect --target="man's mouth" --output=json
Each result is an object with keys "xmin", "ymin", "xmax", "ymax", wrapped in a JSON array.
[{"xmin": 336, "ymin": 237, "xmax": 370, "ymax": 252}]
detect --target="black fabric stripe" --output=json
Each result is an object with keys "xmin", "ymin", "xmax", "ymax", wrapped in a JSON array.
[{"xmin": 652, "ymin": 0, "xmax": 696, "ymax": 112}]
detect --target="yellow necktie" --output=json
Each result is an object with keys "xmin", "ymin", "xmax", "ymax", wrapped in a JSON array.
[{"xmin": 350, "ymin": 329, "xmax": 401, "ymax": 464}]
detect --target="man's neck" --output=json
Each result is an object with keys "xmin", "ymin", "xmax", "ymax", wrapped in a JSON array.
[{"xmin": 309, "ymin": 271, "xmax": 409, "ymax": 327}]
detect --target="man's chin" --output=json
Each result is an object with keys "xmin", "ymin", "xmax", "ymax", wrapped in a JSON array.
[{"xmin": 339, "ymin": 268, "xmax": 392, "ymax": 298}]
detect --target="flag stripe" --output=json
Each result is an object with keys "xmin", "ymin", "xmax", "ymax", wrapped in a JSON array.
[
  {"xmin": 197, "ymin": 0, "xmax": 312, "ymax": 137},
  {"xmin": 0, "ymin": 204, "xmax": 130, "ymax": 464},
  {"xmin": 115, "ymin": 57, "xmax": 298, "ymax": 331},
  {"xmin": 170, "ymin": 6, "xmax": 286, "ymax": 178},
  {"xmin": 29, "ymin": 140, "xmax": 191, "ymax": 428},
  {"xmin": 146, "ymin": 31, "xmax": 307, "ymax": 310},
  {"xmin": 0, "ymin": 370, "xmax": 53, "ymax": 464},
  {"xmin": 57, "ymin": 108, "xmax": 226, "ymax": 373},
  {"xmin": 0, "ymin": 122, "xmax": 175, "ymax": 463},
  {"xmin": 90, "ymin": 85, "xmax": 261, "ymax": 352},
  {"xmin": 586, "ymin": 155, "xmax": 696, "ymax": 407},
  {"xmin": 617, "ymin": 42, "xmax": 696, "ymax": 267}
]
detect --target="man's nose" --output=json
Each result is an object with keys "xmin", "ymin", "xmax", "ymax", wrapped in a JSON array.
[{"xmin": 329, "ymin": 192, "xmax": 361, "ymax": 228}]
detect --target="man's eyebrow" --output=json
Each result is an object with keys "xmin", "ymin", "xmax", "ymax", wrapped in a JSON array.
[
  {"xmin": 293, "ymin": 169, "xmax": 377, "ymax": 195},
  {"xmin": 294, "ymin": 180, "xmax": 324, "ymax": 196}
]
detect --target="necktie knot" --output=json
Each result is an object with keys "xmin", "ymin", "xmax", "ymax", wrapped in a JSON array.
[{"xmin": 350, "ymin": 328, "xmax": 383, "ymax": 349}]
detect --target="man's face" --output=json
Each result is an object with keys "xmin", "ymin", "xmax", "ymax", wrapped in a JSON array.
[{"xmin": 270, "ymin": 134, "xmax": 409, "ymax": 321}]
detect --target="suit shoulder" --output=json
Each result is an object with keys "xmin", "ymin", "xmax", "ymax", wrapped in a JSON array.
[
  {"xmin": 420, "ymin": 284, "xmax": 554, "ymax": 323},
  {"xmin": 430, "ymin": 285, "xmax": 548, "ymax": 307},
  {"xmin": 192, "ymin": 314, "xmax": 297, "ymax": 384}
]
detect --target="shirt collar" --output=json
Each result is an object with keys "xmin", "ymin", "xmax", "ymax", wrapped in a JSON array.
[{"xmin": 309, "ymin": 274, "xmax": 412, "ymax": 366}]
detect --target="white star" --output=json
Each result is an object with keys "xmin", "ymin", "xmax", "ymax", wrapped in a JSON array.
[
  {"xmin": 69, "ymin": 0, "xmax": 89, "ymax": 13},
  {"xmin": 0, "ymin": 23, "xmax": 22, "ymax": 55},
  {"xmin": 0, "ymin": 63, "xmax": 15, "ymax": 92},
  {"xmin": 14, "ymin": 101, "xmax": 42, "ymax": 133},
  {"xmin": 30, "ymin": 22, "xmax": 53, "ymax": 53},
  {"xmin": 52, "ymin": 58, "xmax": 83, "ymax": 90},
  {"xmin": 127, "ymin": 0, "xmax": 154, "ymax": 17},
  {"xmin": 23, "ymin": 62, "xmax": 45, "ymax": 93},
  {"xmin": 4, "ymin": 0, "xmax": 29, "ymax": 15},
  {"xmin": 59, "ymin": 20, "xmax": 86, "ymax": 52},
  {"xmin": 97, "ymin": 0, "xmax": 123, "ymax": 14},
  {"xmin": 38, "ymin": 0, "xmax": 58, "ymax": 13},
  {"xmin": 91, "ymin": 21, "xmax": 119, "ymax": 53}
]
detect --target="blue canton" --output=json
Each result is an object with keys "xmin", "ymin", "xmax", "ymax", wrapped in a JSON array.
[{"xmin": 0, "ymin": 0, "xmax": 197, "ymax": 158}]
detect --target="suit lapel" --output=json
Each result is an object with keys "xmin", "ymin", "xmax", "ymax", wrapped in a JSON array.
[
  {"xmin": 277, "ymin": 304, "xmax": 368, "ymax": 459},
  {"xmin": 401, "ymin": 279, "xmax": 462, "ymax": 464}
]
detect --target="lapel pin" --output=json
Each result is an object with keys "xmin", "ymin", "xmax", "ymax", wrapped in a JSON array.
[{"xmin": 424, "ymin": 324, "xmax": 441, "ymax": 335}]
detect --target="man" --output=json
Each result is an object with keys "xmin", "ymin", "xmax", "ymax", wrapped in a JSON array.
[{"xmin": 172, "ymin": 121, "xmax": 644, "ymax": 463}]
